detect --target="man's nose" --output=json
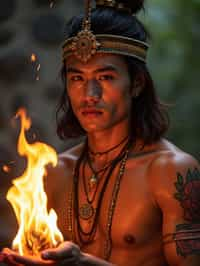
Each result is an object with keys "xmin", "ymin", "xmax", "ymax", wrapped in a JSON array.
[{"xmin": 85, "ymin": 79, "xmax": 102, "ymax": 100}]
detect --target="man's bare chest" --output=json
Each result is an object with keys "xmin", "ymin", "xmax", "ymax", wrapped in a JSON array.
[{"xmin": 77, "ymin": 158, "xmax": 162, "ymax": 249}]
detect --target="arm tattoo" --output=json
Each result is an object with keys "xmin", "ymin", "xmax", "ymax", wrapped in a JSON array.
[{"xmin": 174, "ymin": 167, "xmax": 200, "ymax": 257}]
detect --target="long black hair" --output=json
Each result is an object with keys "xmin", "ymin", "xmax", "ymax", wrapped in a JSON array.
[{"xmin": 56, "ymin": 2, "xmax": 169, "ymax": 145}]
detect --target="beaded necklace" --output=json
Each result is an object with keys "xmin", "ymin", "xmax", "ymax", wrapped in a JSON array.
[
  {"xmin": 67, "ymin": 138, "xmax": 132, "ymax": 259},
  {"xmin": 87, "ymin": 135, "xmax": 129, "ymax": 188},
  {"xmin": 88, "ymin": 135, "xmax": 128, "ymax": 156}
]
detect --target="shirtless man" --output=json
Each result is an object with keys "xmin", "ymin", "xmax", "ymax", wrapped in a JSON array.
[{"xmin": 2, "ymin": 0, "xmax": 200, "ymax": 265}]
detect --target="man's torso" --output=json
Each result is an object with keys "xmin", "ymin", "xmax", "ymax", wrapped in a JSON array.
[{"xmin": 45, "ymin": 139, "xmax": 180, "ymax": 265}]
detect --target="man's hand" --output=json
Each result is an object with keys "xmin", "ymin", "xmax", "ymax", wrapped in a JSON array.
[
  {"xmin": 41, "ymin": 241, "xmax": 82, "ymax": 265},
  {"xmin": 0, "ymin": 249, "xmax": 23, "ymax": 266},
  {"xmin": 0, "ymin": 242, "xmax": 82, "ymax": 266},
  {"xmin": 0, "ymin": 247, "xmax": 55, "ymax": 266}
]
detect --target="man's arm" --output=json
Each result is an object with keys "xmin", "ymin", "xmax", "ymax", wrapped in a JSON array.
[
  {"xmin": 150, "ymin": 151, "xmax": 200, "ymax": 266},
  {"xmin": 1, "ymin": 231, "xmax": 116, "ymax": 266}
]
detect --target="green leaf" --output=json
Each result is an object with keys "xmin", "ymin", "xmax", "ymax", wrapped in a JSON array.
[
  {"xmin": 174, "ymin": 182, "xmax": 183, "ymax": 192},
  {"xmin": 177, "ymin": 173, "xmax": 184, "ymax": 185}
]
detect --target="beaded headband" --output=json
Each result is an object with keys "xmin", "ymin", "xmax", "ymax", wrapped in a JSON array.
[{"xmin": 62, "ymin": 0, "xmax": 149, "ymax": 63}]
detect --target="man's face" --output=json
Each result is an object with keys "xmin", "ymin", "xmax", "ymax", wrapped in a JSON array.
[{"xmin": 66, "ymin": 53, "xmax": 132, "ymax": 134}]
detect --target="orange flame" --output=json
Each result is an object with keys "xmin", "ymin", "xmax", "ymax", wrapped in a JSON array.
[
  {"xmin": 6, "ymin": 108, "xmax": 63, "ymax": 256},
  {"xmin": 2, "ymin": 165, "xmax": 11, "ymax": 173},
  {"xmin": 31, "ymin": 54, "xmax": 37, "ymax": 62}
]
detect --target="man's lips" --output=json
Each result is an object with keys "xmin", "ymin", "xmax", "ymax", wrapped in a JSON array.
[{"xmin": 81, "ymin": 108, "xmax": 103, "ymax": 116}]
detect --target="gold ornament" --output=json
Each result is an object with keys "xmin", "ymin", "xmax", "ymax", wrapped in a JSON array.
[
  {"xmin": 70, "ymin": 29, "xmax": 100, "ymax": 63},
  {"xmin": 89, "ymin": 174, "xmax": 98, "ymax": 190},
  {"xmin": 62, "ymin": 0, "xmax": 149, "ymax": 63},
  {"xmin": 79, "ymin": 203, "xmax": 95, "ymax": 220}
]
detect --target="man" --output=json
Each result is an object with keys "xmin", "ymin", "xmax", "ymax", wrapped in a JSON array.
[{"xmin": 2, "ymin": 0, "xmax": 200, "ymax": 265}]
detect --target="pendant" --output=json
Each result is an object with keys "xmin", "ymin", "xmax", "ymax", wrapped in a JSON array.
[
  {"xmin": 89, "ymin": 174, "xmax": 98, "ymax": 190},
  {"xmin": 79, "ymin": 203, "xmax": 95, "ymax": 220}
]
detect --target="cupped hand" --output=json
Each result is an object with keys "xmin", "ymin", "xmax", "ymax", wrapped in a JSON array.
[
  {"xmin": 0, "ymin": 242, "xmax": 82, "ymax": 266},
  {"xmin": 0, "ymin": 247, "xmax": 55, "ymax": 266},
  {"xmin": 41, "ymin": 241, "xmax": 82, "ymax": 265}
]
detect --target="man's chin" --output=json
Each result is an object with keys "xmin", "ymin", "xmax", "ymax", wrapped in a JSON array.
[{"xmin": 81, "ymin": 123, "xmax": 105, "ymax": 133}]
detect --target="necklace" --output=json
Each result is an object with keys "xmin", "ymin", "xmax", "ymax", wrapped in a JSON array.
[
  {"xmin": 77, "ymin": 159, "xmax": 118, "ymax": 244},
  {"xmin": 83, "ymin": 157, "xmax": 108, "ymax": 205},
  {"xmin": 67, "ymin": 138, "xmax": 132, "ymax": 255},
  {"xmin": 88, "ymin": 135, "xmax": 128, "ymax": 156},
  {"xmin": 103, "ymin": 148, "xmax": 129, "ymax": 260},
  {"xmin": 86, "ymin": 151, "xmax": 120, "ymax": 191},
  {"xmin": 79, "ymin": 139, "xmax": 130, "ymax": 223}
]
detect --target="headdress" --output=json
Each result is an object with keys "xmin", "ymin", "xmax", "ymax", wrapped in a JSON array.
[{"xmin": 62, "ymin": 0, "xmax": 149, "ymax": 63}]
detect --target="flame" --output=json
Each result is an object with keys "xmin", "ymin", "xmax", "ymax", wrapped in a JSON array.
[
  {"xmin": 31, "ymin": 54, "xmax": 37, "ymax": 62},
  {"xmin": 30, "ymin": 54, "xmax": 41, "ymax": 81},
  {"xmin": 2, "ymin": 165, "xmax": 11, "ymax": 173},
  {"xmin": 6, "ymin": 108, "xmax": 63, "ymax": 256}
]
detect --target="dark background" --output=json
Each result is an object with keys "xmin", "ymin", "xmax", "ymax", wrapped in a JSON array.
[{"xmin": 0, "ymin": 0, "xmax": 199, "ymax": 257}]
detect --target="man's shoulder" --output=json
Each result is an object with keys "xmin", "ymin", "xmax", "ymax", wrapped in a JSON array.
[
  {"xmin": 58, "ymin": 141, "xmax": 84, "ymax": 165},
  {"xmin": 44, "ymin": 142, "xmax": 85, "ymax": 195},
  {"xmin": 46, "ymin": 141, "xmax": 84, "ymax": 178},
  {"xmin": 148, "ymin": 139, "xmax": 199, "ymax": 199},
  {"xmin": 150, "ymin": 139, "xmax": 199, "ymax": 173}
]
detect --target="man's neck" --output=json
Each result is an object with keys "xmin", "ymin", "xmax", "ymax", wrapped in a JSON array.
[{"xmin": 87, "ymin": 119, "xmax": 130, "ymax": 164}]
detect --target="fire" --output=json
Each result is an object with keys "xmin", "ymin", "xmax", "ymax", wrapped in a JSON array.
[
  {"xmin": 31, "ymin": 54, "xmax": 36, "ymax": 62},
  {"xmin": 2, "ymin": 165, "xmax": 11, "ymax": 173},
  {"xmin": 6, "ymin": 108, "xmax": 63, "ymax": 256},
  {"xmin": 30, "ymin": 53, "xmax": 40, "ymax": 81}
]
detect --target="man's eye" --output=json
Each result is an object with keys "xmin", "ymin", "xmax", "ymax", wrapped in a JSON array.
[
  {"xmin": 99, "ymin": 75, "xmax": 114, "ymax": 81},
  {"xmin": 71, "ymin": 76, "xmax": 83, "ymax": 81}
]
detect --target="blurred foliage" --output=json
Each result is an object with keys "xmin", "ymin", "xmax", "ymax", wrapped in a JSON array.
[{"xmin": 139, "ymin": 0, "xmax": 200, "ymax": 159}]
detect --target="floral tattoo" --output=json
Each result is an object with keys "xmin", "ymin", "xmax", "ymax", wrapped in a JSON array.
[{"xmin": 174, "ymin": 167, "xmax": 200, "ymax": 257}]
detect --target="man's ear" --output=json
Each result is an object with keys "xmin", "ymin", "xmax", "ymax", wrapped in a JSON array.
[{"xmin": 131, "ymin": 73, "xmax": 145, "ymax": 98}]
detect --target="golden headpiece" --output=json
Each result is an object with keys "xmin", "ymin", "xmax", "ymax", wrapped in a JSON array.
[{"xmin": 62, "ymin": 0, "xmax": 149, "ymax": 63}]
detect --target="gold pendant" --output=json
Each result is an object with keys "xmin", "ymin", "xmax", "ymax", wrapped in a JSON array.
[
  {"xmin": 89, "ymin": 174, "xmax": 98, "ymax": 190},
  {"xmin": 79, "ymin": 203, "xmax": 95, "ymax": 220}
]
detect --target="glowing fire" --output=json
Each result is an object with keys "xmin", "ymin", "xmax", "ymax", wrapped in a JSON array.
[
  {"xmin": 6, "ymin": 108, "xmax": 63, "ymax": 256},
  {"xmin": 2, "ymin": 165, "xmax": 11, "ymax": 173},
  {"xmin": 31, "ymin": 54, "xmax": 37, "ymax": 62}
]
